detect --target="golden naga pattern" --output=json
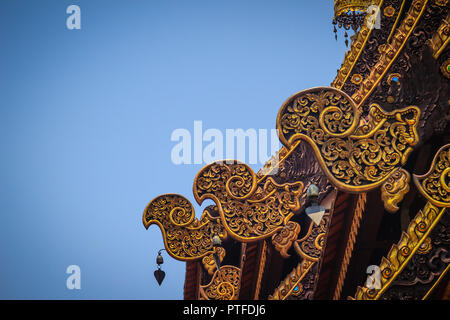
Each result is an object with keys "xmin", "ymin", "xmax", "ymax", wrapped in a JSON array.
[
  {"xmin": 277, "ymin": 86, "xmax": 420, "ymax": 192},
  {"xmin": 381, "ymin": 168, "xmax": 411, "ymax": 213},
  {"xmin": 193, "ymin": 160, "xmax": 304, "ymax": 242},
  {"xmin": 413, "ymin": 144, "xmax": 450, "ymax": 208},
  {"xmin": 143, "ymin": 194, "xmax": 227, "ymax": 261},
  {"xmin": 202, "ymin": 247, "xmax": 226, "ymax": 275},
  {"xmin": 199, "ymin": 265, "xmax": 241, "ymax": 300},
  {"xmin": 353, "ymin": 144, "xmax": 450, "ymax": 300},
  {"xmin": 271, "ymin": 221, "xmax": 301, "ymax": 258}
]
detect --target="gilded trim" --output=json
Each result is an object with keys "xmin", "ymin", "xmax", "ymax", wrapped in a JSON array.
[
  {"xmin": 427, "ymin": 11, "xmax": 450, "ymax": 59},
  {"xmin": 268, "ymin": 260, "xmax": 315, "ymax": 300},
  {"xmin": 413, "ymin": 143, "xmax": 450, "ymax": 208},
  {"xmin": 332, "ymin": 0, "xmax": 384, "ymax": 89},
  {"xmin": 353, "ymin": 203, "xmax": 446, "ymax": 299},
  {"xmin": 422, "ymin": 264, "xmax": 450, "ymax": 300},
  {"xmin": 352, "ymin": 0, "xmax": 429, "ymax": 107},
  {"xmin": 353, "ymin": 144, "xmax": 450, "ymax": 300}
]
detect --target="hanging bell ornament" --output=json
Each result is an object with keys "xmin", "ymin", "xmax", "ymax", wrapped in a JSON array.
[
  {"xmin": 212, "ymin": 233, "xmax": 222, "ymax": 247},
  {"xmin": 156, "ymin": 252, "xmax": 164, "ymax": 265}
]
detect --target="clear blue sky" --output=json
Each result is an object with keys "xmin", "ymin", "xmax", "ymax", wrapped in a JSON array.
[{"xmin": 0, "ymin": 0, "xmax": 348, "ymax": 299}]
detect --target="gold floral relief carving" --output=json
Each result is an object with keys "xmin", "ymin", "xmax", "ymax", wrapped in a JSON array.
[
  {"xmin": 199, "ymin": 265, "xmax": 241, "ymax": 300},
  {"xmin": 143, "ymin": 194, "xmax": 227, "ymax": 261},
  {"xmin": 413, "ymin": 144, "xmax": 450, "ymax": 207},
  {"xmin": 293, "ymin": 215, "xmax": 329, "ymax": 262},
  {"xmin": 277, "ymin": 86, "xmax": 420, "ymax": 193},
  {"xmin": 193, "ymin": 160, "xmax": 304, "ymax": 242},
  {"xmin": 381, "ymin": 168, "xmax": 411, "ymax": 213},
  {"xmin": 202, "ymin": 247, "xmax": 226, "ymax": 275},
  {"xmin": 271, "ymin": 221, "xmax": 301, "ymax": 258}
]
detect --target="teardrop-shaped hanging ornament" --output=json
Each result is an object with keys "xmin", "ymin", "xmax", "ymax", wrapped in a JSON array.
[{"xmin": 154, "ymin": 268, "xmax": 166, "ymax": 286}]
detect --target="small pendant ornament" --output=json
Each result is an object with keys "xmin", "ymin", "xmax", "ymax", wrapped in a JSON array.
[{"xmin": 154, "ymin": 268, "xmax": 166, "ymax": 286}]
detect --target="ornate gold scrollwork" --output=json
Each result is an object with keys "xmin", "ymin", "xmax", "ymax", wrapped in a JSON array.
[
  {"xmin": 143, "ymin": 194, "xmax": 227, "ymax": 261},
  {"xmin": 270, "ymin": 214, "xmax": 330, "ymax": 300},
  {"xmin": 413, "ymin": 143, "xmax": 450, "ymax": 208},
  {"xmin": 381, "ymin": 168, "xmax": 411, "ymax": 213},
  {"xmin": 353, "ymin": 143, "xmax": 450, "ymax": 300},
  {"xmin": 277, "ymin": 86, "xmax": 420, "ymax": 193},
  {"xmin": 294, "ymin": 215, "xmax": 328, "ymax": 262},
  {"xmin": 194, "ymin": 160, "xmax": 304, "ymax": 242},
  {"xmin": 199, "ymin": 265, "xmax": 241, "ymax": 300},
  {"xmin": 202, "ymin": 247, "xmax": 226, "ymax": 275},
  {"xmin": 271, "ymin": 221, "xmax": 301, "ymax": 258}
]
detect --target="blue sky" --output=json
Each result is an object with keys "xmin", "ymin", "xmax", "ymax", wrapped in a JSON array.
[{"xmin": 0, "ymin": 0, "xmax": 348, "ymax": 299}]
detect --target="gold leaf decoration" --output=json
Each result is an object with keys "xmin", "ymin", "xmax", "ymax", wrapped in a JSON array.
[
  {"xmin": 272, "ymin": 221, "xmax": 301, "ymax": 258},
  {"xmin": 268, "ymin": 259, "xmax": 315, "ymax": 300},
  {"xmin": 277, "ymin": 86, "xmax": 420, "ymax": 192},
  {"xmin": 143, "ymin": 194, "xmax": 226, "ymax": 260},
  {"xmin": 202, "ymin": 247, "xmax": 226, "ymax": 275},
  {"xmin": 353, "ymin": 202, "xmax": 445, "ymax": 299},
  {"xmin": 193, "ymin": 160, "xmax": 304, "ymax": 241},
  {"xmin": 199, "ymin": 266, "xmax": 241, "ymax": 300},
  {"xmin": 381, "ymin": 168, "xmax": 411, "ymax": 213},
  {"xmin": 413, "ymin": 143, "xmax": 450, "ymax": 207},
  {"xmin": 353, "ymin": 145, "xmax": 450, "ymax": 300}
]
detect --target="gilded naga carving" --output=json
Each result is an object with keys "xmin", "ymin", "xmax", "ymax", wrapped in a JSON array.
[
  {"xmin": 143, "ymin": 194, "xmax": 227, "ymax": 261},
  {"xmin": 144, "ymin": 160, "xmax": 304, "ymax": 261},
  {"xmin": 277, "ymin": 86, "xmax": 420, "ymax": 193},
  {"xmin": 194, "ymin": 160, "xmax": 304, "ymax": 242}
]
